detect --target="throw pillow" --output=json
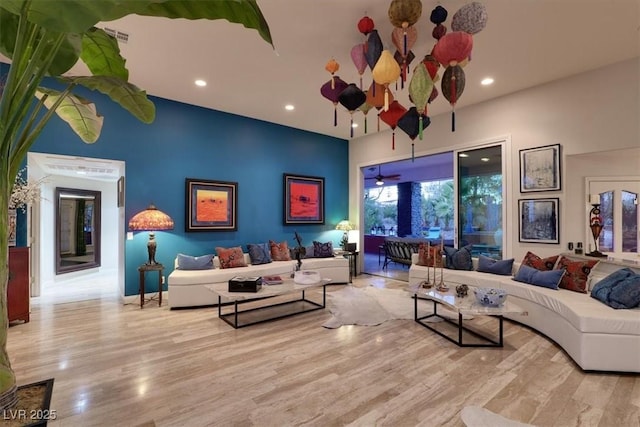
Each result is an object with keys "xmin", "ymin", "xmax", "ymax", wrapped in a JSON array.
[
  {"xmin": 313, "ymin": 241, "xmax": 334, "ymax": 258},
  {"xmin": 247, "ymin": 243, "xmax": 272, "ymax": 265},
  {"xmin": 443, "ymin": 245, "xmax": 473, "ymax": 270},
  {"xmin": 555, "ymin": 256, "xmax": 598, "ymax": 293},
  {"xmin": 176, "ymin": 253, "xmax": 214, "ymax": 270},
  {"xmin": 215, "ymin": 246, "xmax": 247, "ymax": 269},
  {"xmin": 477, "ymin": 255, "xmax": 514, "ymax": 276},
  {"xmin": 269, "ymin": 240, "xmax": 291, "ymax": 261},
  {"xmin": 513, "ymin": 264, "xmax": 564, "ymax": 290},
  {"xmin": 416, "ymin": 243, "xmax": 443, "ymax": 267},
  {"xmin": 303, "ymin": 245, "xmax": 316, "ymax": 258},
  {"xmin": 521, "ymin": 251, "xmax": 559, "ymax": 271},
  {"xmin": 591, "ymin": 268, "xmax": 640, "ymax": 309}
]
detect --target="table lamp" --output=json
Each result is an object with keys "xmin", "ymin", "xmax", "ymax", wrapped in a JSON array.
[
  {"xmin": 335, "ymin": 220, "xmax": 353, "ymax": 250},
  {"xmin": 128, "ymin": 204, "xmax": 174, "ymax": 265}
]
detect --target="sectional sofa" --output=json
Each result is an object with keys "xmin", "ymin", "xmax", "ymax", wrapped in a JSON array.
[
  {"xmin": 409, "ymin": 253, "xmax": 640, "ymax": 373},
  {"xmin": 168, "ymin": 253, "xmax": 349, "ymax": 308}
]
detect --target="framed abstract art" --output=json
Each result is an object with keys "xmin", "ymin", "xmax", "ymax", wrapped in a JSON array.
[
  {"xmin": 519, "ymin": 144, "xmax": 561, "ymax": 193},
  {"xmin": 185, "ymin": 178, "xmax": 237, "ymax": 231},
  {"xmin": 283, "ymin": 174, "xmax": 324, "ymax": 224},
  {"xmin": 518, "ymin": 198, "xmax": 560, "ymax": 244}
]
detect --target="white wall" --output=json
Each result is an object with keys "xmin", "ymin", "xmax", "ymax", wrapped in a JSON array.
[
  {"xmin": 27, "ymin": 153, "xmax": 125, "ymax": 298},
  {"xmin": 349, "ymin": 57, "xmax": 640, "ymax": 262}
]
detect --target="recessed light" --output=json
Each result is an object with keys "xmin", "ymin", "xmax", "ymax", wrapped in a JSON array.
[
  {"xmin": 458, "ymin": 153, "xmax": 469, "ymax": 158},
  {"xmin": 481, "ymin": 77, "xmax": 494, "ymax": 86},
  {"xmin": 194, "ymin": 79, "xmax": 207, "ymax": 87},
  {"xmin": 351, "ymin": 123, "xmax": 358, "ymax": 128},
  {"xmin": 285, "ymin": 104, "xmax": 295, "ymax": 111},
  {"xmin": 481, "ymin": 157, "xmax": 490, "ymax": 162}
]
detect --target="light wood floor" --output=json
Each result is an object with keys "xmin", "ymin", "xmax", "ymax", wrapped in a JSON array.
[{"xmin": 7, "ymin": 275, "xmax": 640, "ymax": 427}]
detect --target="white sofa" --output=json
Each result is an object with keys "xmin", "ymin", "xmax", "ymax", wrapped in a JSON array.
[
  {"xmin": 168, "ymin": 254, "xmax": 349, "ymax": 308},
  {"xmin": 409, "ymin": 254, "xmax": 640, "ymax": 373}
]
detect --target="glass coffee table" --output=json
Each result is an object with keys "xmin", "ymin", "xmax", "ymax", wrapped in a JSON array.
[
  {"xmin": 207, "ymin": 277, "xmax": 329, "ymax": 329},
  {"xmin": 410, "ymin": 284, "xmax": 527, "ymax": 347}
]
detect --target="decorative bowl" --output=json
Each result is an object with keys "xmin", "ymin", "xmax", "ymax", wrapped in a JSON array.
[{"xmin": 474, "ymin": 287, "xmax": 507, "ymax": 306}]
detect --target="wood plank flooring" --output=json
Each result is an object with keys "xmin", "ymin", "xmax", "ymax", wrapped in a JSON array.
[{"xmin": 6, "ymin": 275, "xmax": 640, "ymax": 427}]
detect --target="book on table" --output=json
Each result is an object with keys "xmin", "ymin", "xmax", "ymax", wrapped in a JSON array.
[{"xmin": 262, "ymin": 275, "xmax": 283, "ymax": 285}]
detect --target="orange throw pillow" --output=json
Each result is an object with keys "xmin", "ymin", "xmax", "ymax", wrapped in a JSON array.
[
  {"xmin": 215, "ymin": 246, "xmax": 247, "ymax": 269},
  {"xmin": 269, "ymin": 240, "xmax": 291, "ymax": 261}
]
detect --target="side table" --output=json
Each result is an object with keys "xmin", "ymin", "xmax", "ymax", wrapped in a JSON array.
[
  {"xmin": 342, "ymin": 251, "xmax": 359, "ymax": 282},
  {"xmin": 138, "ymin": 263, "xmax": 164, "ymax": 308}
]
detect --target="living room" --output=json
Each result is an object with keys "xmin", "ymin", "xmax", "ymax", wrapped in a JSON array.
[{"xmin": 2, "ymin": 0, "xmax": 639, "ymax": 425}]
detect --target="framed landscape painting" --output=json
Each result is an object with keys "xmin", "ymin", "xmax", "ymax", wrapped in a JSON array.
[
  {"xmin": 185, "ymin": 178, "xmax": 237, "ymax": 231},
  {"xmin": 519, "ymin": 198, "xmax": 560, "ymax": 244},
  {"xmin": 519, "ymin": 144, "xmax": 561, "ymax": 193},
  {"xmin": 283, "ymin": 174, "xmax": 324, "ymax": 224}
]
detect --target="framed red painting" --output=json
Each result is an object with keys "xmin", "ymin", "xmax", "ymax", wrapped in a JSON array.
[
  {"xmin": 283, "ymin": 174, "xmax": 324, "ymax": 224},
  {"xmin": 185, "ymin": 178, "xmax": 237, "ymax": 231}
]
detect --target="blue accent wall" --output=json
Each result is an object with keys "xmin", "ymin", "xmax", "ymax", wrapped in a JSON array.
[{"xmin": 27, "ymin": 82, "xmax": 349, "ymax": 296}]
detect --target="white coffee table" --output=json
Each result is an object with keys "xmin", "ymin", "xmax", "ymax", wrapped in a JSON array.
[
  {"xmin": 207, "ymin": 277, "xmax": 329, "ymax": 329},
  {"xmin": 410, "ymin": 284, "xmax": 527, "ymax": 347}
]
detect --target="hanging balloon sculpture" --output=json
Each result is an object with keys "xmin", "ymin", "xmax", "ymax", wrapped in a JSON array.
[
  {"xmin": 372, "ymin": 50, "xmax": 401, "ymax": 111},
  {"xmin": 320, "ymin": 59, "xmax": 348, "ymax": 127},
  {"xmin": 408, "ymin": 62, "xmax": 434, "ymax": 140},
  {"xmin": 338, "ymin": 84, "xmax": 367, "ymax": 138},
  {"xmin": 366, "ymin": 81, "xmax": 394, "ymax": 132},
  {"xmin": 350, "ymin": 44, "xmax": 368, "ymax": 89},
  {"xmin": 388, "ymin": 0, "xmax": 422, "ymax": 89},
  {"xmin": 397, "ymin": 107, "xmax": 430, "ymax": 160},
  {"xmin": 378, "ymin": 100, "xmax": 407, "ymax": 149},
  {"xmin": 358, "ymin": 91, "xmax": 375, "ymax": 134}
]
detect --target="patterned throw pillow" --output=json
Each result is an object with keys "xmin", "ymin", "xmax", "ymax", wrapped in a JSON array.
[
  {"xmin": 555, "ymin": 256, "xmax": 598, "ymax": 293},
  {"xmin": 477, "ymin": 255, "xmax": 514, "ymax": 275},
  {"xmin": 215, "ymin": 246, "xmax": 247, "ymax": 269},
  {"xmin": 521, "ymin": 251, "xmax": 559, "ymax": 271},
  {"xmin": 269, "ymin": 240, "xmax": 291, "ymax": 261},
  {"xmin": 417, "ymin": 243, "xmax": 443, "ymax": 267},
  {"xmin": 313, "ymin": 241, "xmax": 334, "ymax": 258},
  {"xmin": 591, "ymin": 268, "xmax": 640, "ymax": 309},
  {"xmin": 443, "ymin": 245, "xmax": 473, "ymax": 270},
  {"xmin": 247, "ymin": 243, "xmax": 272, "ymax": 265}
]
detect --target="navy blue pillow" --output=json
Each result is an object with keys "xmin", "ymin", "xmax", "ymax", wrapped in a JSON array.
[
  {"xmin": 514, "ymin": 265, "xmax": 564, "ymax": 289},
  {"xmin": 477, "ymin": 255, "xmax": 514, "ymax": 276},
  {"xmin": 177, "ymin": 253, "xmax": 214, "ymax": 270},
  {"xmin": 591, "ymin": 268, "xmax": 640, "ymax": 309},
  {"xmin": 443, "ymin": 245, "xmax": 473, "ymax": 270},
  {"xmin": 313, "ymin": 241, "xmax": 334, "ymax": 258},
  {"xmin": 247, "ymin": 243, "xmax": 272, "ymax": 265}
]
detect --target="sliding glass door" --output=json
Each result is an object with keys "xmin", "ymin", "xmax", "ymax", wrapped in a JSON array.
[{"xmin": 456, "ymin": 145, "xmax": 503, "ymax": 258}]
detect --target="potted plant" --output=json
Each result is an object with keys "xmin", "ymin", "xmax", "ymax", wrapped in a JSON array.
[{"xmin": 0, "ymin": 0, "xmax": 272, "ymax": 410}]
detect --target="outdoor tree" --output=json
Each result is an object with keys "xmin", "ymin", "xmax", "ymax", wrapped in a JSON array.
[{"xmin": 0, "ymin": 0, "xmax": 272, "ymax": 410}]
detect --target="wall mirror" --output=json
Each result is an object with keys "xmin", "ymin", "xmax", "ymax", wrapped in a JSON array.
[{"xmin": 55, "ymin": 187, "xmax": 101, "ymax": 274}]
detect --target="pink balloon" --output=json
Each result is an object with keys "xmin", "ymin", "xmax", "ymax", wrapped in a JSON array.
[{"xmin": 350, "ymin": 43, "xmax": 367, "ymax": 75}]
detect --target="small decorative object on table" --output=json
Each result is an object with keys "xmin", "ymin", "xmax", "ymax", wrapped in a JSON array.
[
  {"xmin": 228, "ymin": 276, "xmax": 262, "ymax": 292},
  {"xmin": 455, "ymin": 284, "xmax": 469, "ymax": 298},
  {"xmin": 474, "ymin": 287, "xmax": 507, "ymax": 306},
  {"xmin": 294, "ymin": 270, "xmax": 321, "ymax": 285},
  {"xmin": 436, "ymin": 283, "xmax": 449, "ymax": 292}
]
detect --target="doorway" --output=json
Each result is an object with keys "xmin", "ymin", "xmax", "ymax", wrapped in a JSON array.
[{"xmin": 27, "ymin": 152, "xmax": 125, "ymax": 304}]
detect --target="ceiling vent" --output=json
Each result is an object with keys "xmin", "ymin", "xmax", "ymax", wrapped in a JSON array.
[{"xmin": 102, "ymin": 27, "xmax": 129, "ymax": 44}]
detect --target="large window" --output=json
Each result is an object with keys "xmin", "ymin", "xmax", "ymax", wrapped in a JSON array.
[
  {"xmin": 457, "ymin": 145, "xmax": 503, "ymax": 258},
  {"xmin": 364, "ymin": 186, "xmax": 398, "ymax": 235}
]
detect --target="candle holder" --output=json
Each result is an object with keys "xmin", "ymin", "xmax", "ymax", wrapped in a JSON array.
[{"xmin": 586, "ymin": 202, "xmax": 607, "ymax": 258}]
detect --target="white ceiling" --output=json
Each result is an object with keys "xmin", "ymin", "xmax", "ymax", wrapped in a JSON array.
[
  {"xmin": 61, "ymin": 0, "xmax": 639, "ymax": 141},
  {"xmin": 3, "ymin": 1, "xmax": 640, "ymax": 180}
]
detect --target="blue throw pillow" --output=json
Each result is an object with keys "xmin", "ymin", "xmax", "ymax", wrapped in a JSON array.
[
  {"xmin": 514, "ymin": 264, "xmax": 564, "ymax": 290},
  {"xmin": 177, "ymin": 253, "xmax": 214, "ymax": 270},
  {"xmin": 247, "ymin": 243, "xmax": 272, "ymax": 265},
  {"xmin": 591, "ymin": 268, "xmax": 640, "ymax": 309},
  {"xmin": 304, "ymin": 245, "xmax": 316, "ymax": 258},
  {"xmin": 477, "ymin": 255, "xmax": 514, "ymax": 276},
  {"xmin": 443, "ymin": 245, "xmax": 473, "ymax": 270}
]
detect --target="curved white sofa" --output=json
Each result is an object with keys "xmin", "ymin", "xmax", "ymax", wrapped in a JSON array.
[
  {"xmin": 168, "ymin": 254, "xmax": 349, "ymax": 308},
  {"xmin": 409, "ymin": 254, "xmax": 640, "ymax": 373}
]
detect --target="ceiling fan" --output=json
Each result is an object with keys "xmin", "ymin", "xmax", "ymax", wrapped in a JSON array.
[{"xmin": 365, "ymin": 165, "xmax": 401, "ymax": 186}]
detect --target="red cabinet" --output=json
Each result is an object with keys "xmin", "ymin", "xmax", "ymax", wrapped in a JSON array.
[{"xmin": 8, "ymin": 247, "xmax": 30, "ymax": 323}]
